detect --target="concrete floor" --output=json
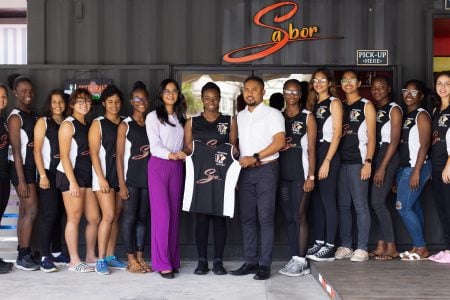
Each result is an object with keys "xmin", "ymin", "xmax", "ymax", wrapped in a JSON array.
[{"xmin": 0, "ymin": 260, "xmax": 329, "ymax": 300}]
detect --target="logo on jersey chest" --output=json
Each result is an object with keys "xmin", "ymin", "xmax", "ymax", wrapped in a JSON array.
[
  {"xmin": 0, "ymin": 134, "xmax": 7, "ymax": 149},
  {"xmin": 350, "ymin": 109, "xmax": 361, "ymax": 122},
  {"xmin": 214, "ymin": 151, "xmax": 228, "ymax": 166},
  {"xmin": 315, "ymin": 107, "xmax": 327, "ymax": 119},
  {"xmin": 377, "ymin": 110, "xmax": 386, "ymax": 123},
  {"xmin": 291, "ymin": 121, "xmax": 303, "ymax": 135},
  {"xmin": 217, "ymin": 123, "xmax": 229, "ymax": 135},
  {"xmin": 403, "ymin": 119, "xmax": 413, "ymax": 129},
  {"xmin": 439, "ymin": 114, "xmax": 450, "ymax": 127},
  {"xmin": 196, "ymin": 168, "xmax": 222, "ymax": 184}
]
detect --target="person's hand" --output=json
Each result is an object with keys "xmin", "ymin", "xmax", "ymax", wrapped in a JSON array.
[
  {"xmin": 119, "ymin": 185, "xmax": 129, "ymax": 200},
  {"xmin": 318, "ymin": 161, "xmax": 330, "ymax": 180},
  {"xmin": 39, "ymin": 175, "xmax": 50, "ymax": 189},
  {"xmin": 304, "ymin": 178, "xmax": 315, "ymax": 192},
  {"xmin": 410, "ymin": 170, "xmax": 420, "ymax": 191},
  {"xmin": 69, "ymin": 181, "xmax": 80, "ymax": 198},
  {"xmin": 17, "ymin": 181, "xmax": 29, "ymax": 198},
  {"xmin": 442, "ymin": 165, "xmax": 450, "ymax": 184},
  {"xmin": 99, "ymin": 177, "xmax": 111, "ymax": 194},
  {"xmin": 361, "ymin": 164, "xmax": 372, "ymax": 181},
  {"xmin": 239, "ymin": 156, "xmax": 257, "ymax": 168},
  {"xmin": 373, "ymin": 167, "xmax": 386, "ymax": 187}
]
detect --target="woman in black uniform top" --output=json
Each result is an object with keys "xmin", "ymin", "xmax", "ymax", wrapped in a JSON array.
[
  {"xmin": 34, "ymin": 89, "xmax": 69, "ymax": 272},
  {"xmin": 0, "ymin": 83, "xmax": 14, "ymax": 274},
  {"xmin": 89, "ymin": 85, "xmax": 126, "ymax": 275},
  {"xmin": 57, "ymin": 88, "xmax": 99, "ymax": 273},
  {"xmin": 7, "ymin": 74, "xmax": 39, "ymax": 271},
  {"xmin": 116, "ymin": 81, "xmax": 151, "ymax": 273},
  {"xmin": 183, "ymin": 82, "xmax": 238, "ymax": 275}
]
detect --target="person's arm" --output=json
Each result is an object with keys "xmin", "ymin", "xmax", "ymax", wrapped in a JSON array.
[
  {"xmin": 373, "ymin": 106, "xmax": 402, "ymax": 186},
  {"xmin": 146, "ymin": 113, "xmax": 173, "ymax": 159},
  {"xmin": 58, "ymin": 121, "xmax": 79, "ymax": 197},
  {"xmin": 361, "ymin": 101, "xmax": 376, "ymax": 180},
  {"xmin": 183, "ymin": 117, "xmax": 193, "ymax": 155},
  {"xmin": 410, "ymin": 111, "xmax": 431, "ymax": 190},
  {"xmin": 34, "ymin": 117, "xmax": 50, "ymax": 189},
  {"xmin": 229, "ymin": 116, "xmax": 239, "ymax": 157},
  {"xmin": 441, "ymin": 128, "xmax": 450, "ymax": 184},
  {"xmin": 116, "ymin": 121, "xmax": 129, "ymax": 200},
  {"xmin": 8, "ymin": 114, "xmax": 29, "ymax": 197},
  {"xmin": 318, "ymin": 99, "xmax": 343, "ymax": 180},
  {"xmin": 304, "ymin": 113, "xmax": 317, "ymax": 192},
  {"xmin": 89, "ymin": 119, "xmax": 110, "ymax": 193}
]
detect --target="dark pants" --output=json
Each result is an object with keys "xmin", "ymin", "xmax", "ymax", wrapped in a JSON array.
[
  {"xmin": 38, "ymin": 171, "xmax": 64, "ymax": 257},
  {"xmin": 121, "ymin": 187, "xmax": 149, "ymax": 254},
  {"xmin": 195, "ymin": 213, "xmax": 227, "ymax": 260},
  {"xmin": 311, "ymin": 143, "xmax": 340, "ymax": 245},
  {"xmin": 370, "ymin": 153, "xmax": 399, "ymax": 243},
  {"xmin": 432, "ymin": 171, "xmax": 450, "ymax": 250},
  {"xmin": 279, "ymin": 179, "xmax": 310, "ymax": 257},
  {"xmin": 238, "ymin": 162, "xmax": 279, "ymax": 267},
  {"xmin": 0, "ymin": 176, "xmax": 10, "ymax": 224}
]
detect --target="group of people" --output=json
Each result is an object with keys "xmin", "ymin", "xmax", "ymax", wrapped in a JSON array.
[{"xmin": 0, "ymin": 69, "xmax": 449, "ymax": 281}]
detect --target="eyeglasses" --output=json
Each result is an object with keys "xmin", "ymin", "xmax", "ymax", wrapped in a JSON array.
[
  {"xmin": 162, "ymin": 89, "xmax": 179, "ymax": 95},
  {"xmin": 402, "ymin": 89, "xmax": 419, "ymax": 97},
  {"xmin": 132, "ymin": 96, "xmax": 147, "ymax": 103},
  {"xmin": 75, "ymin": 98, "xmax": 92, "ymax": 105},
  {"xmin": 312, "ymin": 78, "xmax": 328, "ymax": 84},
  {"xmin": 283, "ymin": 90, "xmax": 301, "ymax": 96},
  {"xmin": 341, "ymin": 78, "xmax": 358, "ymax": 84},
  {"xmin": 436, "ymin": 81, "xmax": 450, "ymax": 88}
]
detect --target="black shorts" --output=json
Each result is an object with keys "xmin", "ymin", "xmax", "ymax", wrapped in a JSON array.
[
  {"xmin": 56, "ymin": 170, "xmax": 92, "ymax": 193},
  {"xmin": 9, "ymin": 161, "xmax": 36, "ymax": 186}
]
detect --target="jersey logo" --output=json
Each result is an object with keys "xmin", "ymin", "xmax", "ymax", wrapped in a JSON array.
[
  {"xmin": 206, "ymin": 139, "xmax": 218, "ymax": 147},
  {"xmin": 377, "ymin": 110, "xmax": 386, "ymax": 123},
  {"xmin": 316, "ymin": 107, "xmax": 326, "ymax": 119},
  {"xmin": 0, "ymin": 134, "xmax": 7, "ymax": 149},
  {"xmin": 403, "ymin": 119, "xmax": 412, "ymax": 128},
  {"xmin": 342, "ymin": 123, "xmax": 352, "ymax": 136},
  {"xmin": 132, "ymin": 145, "xmax": 150, "ymax": 160},
  {"xmin": 432, "ymin": 131, "xmax": 440, "ymax": 145},
  {"xmin": 196, "ymin": 168, "xmax": 222, "ymax": 184},
  {"xmin": 291, "ymin": 121, "xmax": 303, "ymax": 134},
  {"xmin": 439, "ymin": 115, "xmax": 449, "ymax": 127},
  {"xmin": 350, "ymin": 109, "xmax": 361, "ymax": 122},
  {"xmin": 217, "ymin": 123, "xmax": 229, "ymax": 135},
  {"xmin": 214, "ymin": 151, "xmax": 228, "ymax": 166}
]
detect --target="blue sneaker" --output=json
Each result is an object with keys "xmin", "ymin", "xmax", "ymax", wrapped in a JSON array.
[
  {"xmin": 106, "ymin": 256, "xmax": 126, "ymax": 270},
  {"xmin": 52, "ymin": 253, "xmax": 70, "ymax": 266},
  {"xmin": 95, "ymin": 259, "xmax": 110, "ymax": 275},
  {"xmin": 40, "ymin": 256, "xmax": 58, "ymax": 273}
]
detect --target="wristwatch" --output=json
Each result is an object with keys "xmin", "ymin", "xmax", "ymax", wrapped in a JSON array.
[
  {"xmin": 253, "ymin": 153, "xmax": 261, "ymax": 163},
  {"xmin": 365, "ymin": 158, "xmax": 372, "ymax": 164},
  {"xmin": 308, "ymin": 175, "xmax": 315, "ymax": 181}
]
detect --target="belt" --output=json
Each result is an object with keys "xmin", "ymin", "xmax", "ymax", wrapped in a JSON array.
[{"xmin": 247, "ymin": 159, "xmax": 277, "ymax": 168}]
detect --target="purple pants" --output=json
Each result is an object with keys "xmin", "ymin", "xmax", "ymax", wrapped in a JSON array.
[{"xmin": 148, "ymin": 156, "xmax": 184, "ymax": 271}]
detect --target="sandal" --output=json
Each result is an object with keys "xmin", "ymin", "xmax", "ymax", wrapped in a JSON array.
[
  {"xmin": 375, "ymin": 254, "xmax": 400, "ymax": 260},
  {"xmin": 137, "ymin": 258, "xmax": 152, "ymax": 273},
  {"xmin": 401, "ymin": 253, "xmax": 427, "ymax": 261},
  {"xmin": 69, "ymin": 262, "xmax": 94, "ymax": 273},
  {"xmin": 127, "ymin": 260, "xmax": 146, "ymax": 274}
]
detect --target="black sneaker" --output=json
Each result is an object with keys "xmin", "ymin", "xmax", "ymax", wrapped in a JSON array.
[
  {"xmin": 0, "ymin": 258, "xmax": 13, "ymax": 269},
  {"xmin": 212, "ymin": 260, "xmax": 227, "ymax": 275},
  {"xmin": 52, "ymin": 253, "xmax": 70, "ymax": 266},
  {"xmin": 306, "ymin": 241, "xmax": 324, "ymax": 259},
  {"xmin": 309, "ymin": 245, "xmax": 336, "ymax": 262},
  {"xmin": 15, "ymin": 254, "xmax": 39, "ymax": 271},
  {"xmin": 40, "ymin": 256, "xmax": 58, "ymax": 273},
  {"xmin": 194, "ymin": 260, "xmax": 209, "ymax": 275},
  {"xmin": 0, "ymin": 258, "xmax": 13, "ymax": 274}
]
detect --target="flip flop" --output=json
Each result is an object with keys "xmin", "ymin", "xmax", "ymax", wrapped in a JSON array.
[
  {"xmin": 399, "ymin": 251, "xmax": 410, "ymax": 259},
  {"xmin": 375, "ymin": 254, "xmax": 400, "ymax": 261},
  {"xmin": 401, "ymin": 253, "xmax": 427, "ymax": 261}
]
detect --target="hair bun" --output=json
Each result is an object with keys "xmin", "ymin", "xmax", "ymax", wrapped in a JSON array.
[
  {"xmin": 133, "ymin": 81, "xmax": 146, "ymax": 90},
  {"xmin": 7, "ymin": 73, "xmax": 22, "ymax": 90}
]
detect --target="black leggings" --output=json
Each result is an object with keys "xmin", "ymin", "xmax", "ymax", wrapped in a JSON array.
[
  {"xmin": 279, "ymin": 179, "xmax": 311, "ymax": 257},
  {"xmin": 121, "ymin": 187, "xmax": 149, "ymax": 254},
  {"xmin": 311, "ymin": 142, "xmax": 340, "ymax": 245},
  {"xmin": 0, "ymin": 177, "xmax": 10, "ymax": 224},
  {"xmin": 195, "ymin": 213, "xmax": 227, "ymax": 260},
  {"xmin": 38, "ymin": 172, "xmax": 64, "ymax": 257},
  {"xmin": 432, "ymin": 171, "xmax": 450, "ymax": 250}
]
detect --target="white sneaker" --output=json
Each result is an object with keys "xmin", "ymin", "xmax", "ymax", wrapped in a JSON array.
[
  {"xmin": 278, "ymin": 258, "xmax": 296, "ymax": 275},
  {"xmin": 350, "ymin": 249, "xmax": 369, "ymax": 262},
  {"xmin": 335, "ymin": 247, "xmax": 353, "ymax": 259},
  {"xmin": 279, "ymin": 260, "xmax": 310, "ymax": 277}
]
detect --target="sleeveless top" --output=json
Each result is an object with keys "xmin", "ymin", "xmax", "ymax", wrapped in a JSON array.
[
  {"xmin": 7, "ymin": 108, "xmax": 38, "ymax": 169},
  {"xmin": 183, "ymin": 141, "xmax": 241, "ymax": 218},
  {"xmin": 41, "ymin": 117, "xmax": 61, "ymax": 174},
  {"xmin": 0, "ymin": 117, "xmax": 9, "ymax": 177},
  {"xmin": 399, "ymin": 108, "xmax": 429, "ymax": 168},
  {"xmin": 340, "ymin": 98, "xmax": 370, "ymax": 164},
  {"xmin": 279, "ymin": 109, "xmax": 311, "ymax": 180},
  {"xmin": 375, "ymin": 102, "xmax": 402, "ymax": 161},
  {"xmin": 432, "ymin": 106, "xmax": 450, "ymax": 172},
  {"xmin": 314, "ymin": 97, "xmax": 338, "ymax": 144},
  {"xmin": 192, "ymin": 113, "xmax": 231, "ymax": 146},
  {"xmin": 123, "ymin": 117, "xmax": 150, "ymax": 188},
  {"xmin": 56, "ymin": 116, "xmax": 91, "ymax": 175},
  {"xmin": 91, "ymin": 116, "xmax": 124, "ymax": 188}
]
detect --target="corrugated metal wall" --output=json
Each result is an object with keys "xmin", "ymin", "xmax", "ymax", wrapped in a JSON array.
[
  {"xmin": 27, "ymin": 0, "xmax": 441, "ymax": 81},
  {"xmin": 0, "ymin": 24, "xmax": 26, "ymax": 64}
]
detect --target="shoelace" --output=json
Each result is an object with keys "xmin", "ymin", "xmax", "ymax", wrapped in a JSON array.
[{"xmin": 316, "ymin": 246, "xmax": 331, "ymax": 257}]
